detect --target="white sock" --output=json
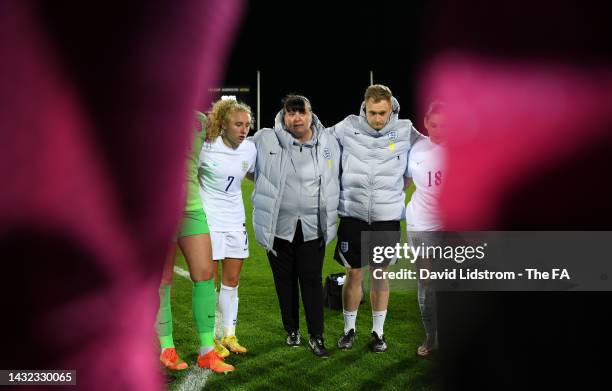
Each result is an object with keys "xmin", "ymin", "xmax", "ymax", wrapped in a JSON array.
[
  {"xmin": 372, "ymin": 310, "xmax": 387, "ymax": 336},
  {"xmin": 214, "ymin": 306, "xmax": 223, "ymax": 340},
  {"xmin": 199, "ymin": 346, "xmax": 213, "ymax": 355},
  {"xmin": 343, "ymin": 309, "xmax": 358, "ymax": 333},
  {"xmin": 219, "ymin": 283, "xmax": 238, "ymax": 337},
  {"xmin": 214, "ymin": 288, "xmax": 223, "ymax": 339},
  {"xmin": 230, "ymin": 295, "xmax": 239, "ymax": 336}
]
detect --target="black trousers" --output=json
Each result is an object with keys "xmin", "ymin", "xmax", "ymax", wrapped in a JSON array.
[{"xmin": 267, "ymin": 221, "xmax": 325, "ymax": 336}]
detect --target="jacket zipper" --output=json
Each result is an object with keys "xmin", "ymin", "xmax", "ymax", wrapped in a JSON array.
[{"xmin": 269, "ymin": 145, "xmax": 287, "ymax": 251}]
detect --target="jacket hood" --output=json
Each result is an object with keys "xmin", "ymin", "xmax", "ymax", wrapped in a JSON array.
[
  {"xmin": 273, "ymin": 110, "xmax": 325, "ymax": 149},
  {"xmin": 357, "ymin": 96, "xmax": 401, "ymax": 135}
]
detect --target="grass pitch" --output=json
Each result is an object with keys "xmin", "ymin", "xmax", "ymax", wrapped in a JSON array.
[{"xmin": 166, "ymin": 181, "xmax": 433, "ymax": 390}]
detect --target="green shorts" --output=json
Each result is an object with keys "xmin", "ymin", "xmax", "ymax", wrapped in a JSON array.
[{"xmin": 177, "ymin": 209, "xmax": 210, "ymax": 238}]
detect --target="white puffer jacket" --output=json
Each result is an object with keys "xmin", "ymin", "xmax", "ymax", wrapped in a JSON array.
[
  {"xmin": 331, "ymin": 97, "xmax": 422, "ymax": 223},
  {"xmin": 251, "ymin": 111, "xmax": 341, "ymax": 252}
]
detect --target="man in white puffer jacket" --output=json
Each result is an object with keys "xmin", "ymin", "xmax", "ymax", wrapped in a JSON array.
[{"xmin": 331, "ymin": 84, "xmax": 422, "ymax": 352}]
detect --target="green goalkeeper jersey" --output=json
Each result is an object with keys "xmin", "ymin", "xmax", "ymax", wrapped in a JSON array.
[{"xmin": 184, "ymin": 112, "xmax": 207, "ymax": 212}]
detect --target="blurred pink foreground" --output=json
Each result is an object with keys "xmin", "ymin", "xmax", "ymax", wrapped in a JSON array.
[{"xmin": 0, "ymin": 1, "xmax": 243, "ymax": 389}]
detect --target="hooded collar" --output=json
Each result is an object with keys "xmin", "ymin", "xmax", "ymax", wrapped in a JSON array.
[
  {"xmin": 273, "ymin": 110, "xmax": 324, "ymax": 149},
  {"xmin": 357, "ymin": 96, "xmax": 401, "ymax": 137}
]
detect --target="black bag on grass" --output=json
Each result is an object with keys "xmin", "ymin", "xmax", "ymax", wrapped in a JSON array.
[{"xmin": 323, "ymin": 273, "xmax": 345, "ymax": 310}]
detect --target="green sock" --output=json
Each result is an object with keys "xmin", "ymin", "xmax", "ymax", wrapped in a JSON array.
[
  {"xmin": 192, "ymin": 279, "xmax": 215, "ymax": 349},
  {"xmin": 156, "ymin": 284, "xmax": 174, "ymax": 349}
]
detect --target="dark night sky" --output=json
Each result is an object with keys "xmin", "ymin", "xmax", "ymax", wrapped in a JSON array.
[
  {"xmin": 217, "ymin": 0, "xmax": 611, "ymax": 133},
  {"xmin": 220, "ymin": 1, "xmax": 428, "ymax": 131}
]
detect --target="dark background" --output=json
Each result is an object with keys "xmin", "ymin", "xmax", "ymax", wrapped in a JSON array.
[{"xmin": 220, "ymin": 1, "xmax": 428, "ymax": 130}]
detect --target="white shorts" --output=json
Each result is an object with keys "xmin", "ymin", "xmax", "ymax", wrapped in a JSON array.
[{"xmin": 210, "ymin": 230, "xmax": 249, "ymax": 261}]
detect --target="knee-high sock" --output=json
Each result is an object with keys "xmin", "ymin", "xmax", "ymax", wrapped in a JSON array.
[
  {"xmin": 219, "ymin": 284, "xmax": 238, "ymax": 337},
  {"xmin": 214, "ymin": 304, "xmax": 223, "ymax": 340},
  {"xmin": 156, "ymin": 284, "xmax": 174, "ymax": 349},
  {"xmin": 418, "ymin": 279, "xmax": 437, "ymax": 348},
  {"xmin": 372, "ymin": 310, "xmax": 387, "ymax": 336},
  {"xmin": 343, "ymin": 309, "xmax": 358, "ymax": 333},
  {"xmin": 192, "ymin": 279, "xmax": 216, "ymax": 353}
]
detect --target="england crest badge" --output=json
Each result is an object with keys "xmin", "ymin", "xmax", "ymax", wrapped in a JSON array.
[
  {"xmin": 323, "ymin": 147, "xmax": 331, "ymax": 159},
  {"xmin": 340, "ymin": 241, "xmax": 349, "ymax": 253}
]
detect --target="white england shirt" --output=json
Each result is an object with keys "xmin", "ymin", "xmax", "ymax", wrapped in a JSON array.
[
  {"xmin": 405, "ymin": 138, "xmax": 446, "ymax": 231},
  {"xmin": 198, "ymin": 137, "xmax": 256, "ymax": 231}
]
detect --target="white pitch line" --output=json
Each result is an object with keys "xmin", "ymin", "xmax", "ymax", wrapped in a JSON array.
[
  {"xmin": 175, "ymin": 365, "xmax": 212, "ymax": 391},
  {"xmin": 174, "ymin": 265, "xmax": 191, "ymax": 280}
]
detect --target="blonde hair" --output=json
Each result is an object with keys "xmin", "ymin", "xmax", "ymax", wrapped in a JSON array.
[
  {"xmin": 206, "ymin": 99, "xmax": 252, "ymax": 141},
  {"xmin": 364, "ymin": 84, "xmax": 392, "ymax": 103}
]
